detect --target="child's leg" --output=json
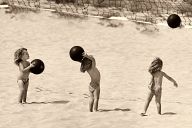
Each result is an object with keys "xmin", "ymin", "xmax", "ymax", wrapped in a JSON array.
[
  {"xmin": 142, "ymin": 91, "xmax": 154, "ymax": 115},
  {"xmin": 93, "ymin": 87, "xmax": 100, "ymax": 112},
  {"xmin": 89, "ymin": 91, "xmax": 94, "ymax": 112},
  {"xmin": 155, "ymin": 90, "xmax": 162, "ymax": 115},
  {"xmin": 23, "ymin": 81, "xmax": 29, "ymax": 103},
  {"xmin": 18, "ymin": 80, "xmax": 25, "ymax": 103}
]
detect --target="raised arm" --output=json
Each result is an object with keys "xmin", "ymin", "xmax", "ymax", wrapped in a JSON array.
[
  {"xmin": 83, "ymin": 53, "xmax": 96, "ymax": 67},
  {"xmin": 162, "ymin": 72, "xmax": 178, "ymax": 87}
]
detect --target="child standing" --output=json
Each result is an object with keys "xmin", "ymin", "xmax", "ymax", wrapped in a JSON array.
[
  {"xmin": 14, "ymin": 48, "xmax": 34, "ymax": 104},
  {"xmin": 80, "ymin": 53, "xmax": 100, "ymax": 112},
  {"xmin": 141, "ymin": 57, "xmax": 178, "ymax": 116}
]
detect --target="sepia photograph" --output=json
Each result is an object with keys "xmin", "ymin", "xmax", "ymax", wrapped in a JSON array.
[{"xmin": 0, "ymin": 0, "xmax": 191, "ymax": 127}]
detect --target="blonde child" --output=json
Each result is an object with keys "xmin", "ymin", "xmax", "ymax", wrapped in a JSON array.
[
  {"xmin": 80, "ymin": 53, "xmax": 100, "ymax": 112},
  {"xmin": 14, "ymin": 48, "xmax": 34, "ymax": 104},
  {"xmin": 141, "ymin": 57, "xmax": 178, "ymax": 116}
]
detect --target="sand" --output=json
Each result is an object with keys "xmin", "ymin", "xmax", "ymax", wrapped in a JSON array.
[{"xmin": 0, "ymin": 9, "xmax": 192, "ymax": 128}]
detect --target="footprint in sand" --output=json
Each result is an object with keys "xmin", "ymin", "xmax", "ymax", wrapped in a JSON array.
[
  {"xmin": 83, "ymin": 94, "xmax": 89, "ymax": 98},
  {"xmin": 35, "ymin": 87, "xmax": 43, "ymax": 92}
]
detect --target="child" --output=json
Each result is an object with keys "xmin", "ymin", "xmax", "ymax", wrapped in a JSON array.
[
  {"xmin": 141, "ymin": 57, "xmax": 178, "ymax": 116},
  {"xmin": 80, "ymin": 53, "xmax": 100, "ymax": 112},
  {"xmin": 14, "ymin": 48, "xmax": 35, "ymax": 104}
]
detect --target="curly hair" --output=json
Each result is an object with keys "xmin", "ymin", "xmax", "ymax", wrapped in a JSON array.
[
  {"xmin": 148, "ymin": 57, "xmax": 163, "ymax": 75},
  {"xmin": 14, "ymin": 48, "xmax": 27, "ymax": 66}
]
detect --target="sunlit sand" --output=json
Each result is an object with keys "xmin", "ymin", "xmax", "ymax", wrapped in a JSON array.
[{"xmin": 0, "ymin": 9, "xmax": 192, "ymax": 128}]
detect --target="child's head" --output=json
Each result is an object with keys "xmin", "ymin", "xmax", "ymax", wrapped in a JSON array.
[
  {"xmin": 80, "ymin": 57, "xmax": 92, "ymax": 73},
  {"xmin": 14, "ymin": 48, "xmax": 29, "ymax": 66},
  {"xmin": 148, "ymin": 57, "xmax": 163, "ymax": 74}
]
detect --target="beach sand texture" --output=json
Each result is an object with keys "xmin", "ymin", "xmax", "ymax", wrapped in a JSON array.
[{"xmin": 0, "ymin": 9, "xmax": 192, "ymax": 128}]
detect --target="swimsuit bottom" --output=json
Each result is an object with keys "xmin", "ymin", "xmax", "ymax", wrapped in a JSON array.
[
  {"xmin": 17, "ymin": 78, "xmax": 29, "ymax": 85},
  {"xmin": 151, "ymin": 88, "xmax": 162, "ymax": 96},
  {"xmin": 89, "ymin": 81, "xmax": 99, "ymax": 92}
]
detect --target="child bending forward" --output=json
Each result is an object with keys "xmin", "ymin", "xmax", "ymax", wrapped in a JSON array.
[{"xmin": 80, "ymin": 53, "xmax": 100, "ymax": 112}]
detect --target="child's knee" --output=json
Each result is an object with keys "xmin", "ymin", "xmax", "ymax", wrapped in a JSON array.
[
  {"xmin": 155, "ymin": 97, "xmax": 161, "ymax": 103},
  {"xmin": 94, "ymin": 93, "xmax": 100, "ymax": 100},
  {"xmin": 155, "ymin": 99, "xmax": 160, "ymax": 104},
  {"xmin": 24, "ymin": 88, "xmax": 28, "ymax": 92},
  {"xmin": 155, "ymin": 99, "xmax": 161, "ymax": 105},
  {"xmin": 20, "ymin": 88, "xmax": 25, "ymax": 92},
  {"xmin": 94, "ymin": 97, "xmax": 99, "ymax": 101},
  {"xmin": 90, "ymin": 96, "xmax": 94, "ymax": 101}
]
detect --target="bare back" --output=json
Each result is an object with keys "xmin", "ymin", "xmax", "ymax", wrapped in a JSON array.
[
  {"xmin": 151, "ymin": 71, "xmax": 164, "ymax": 90},
  {"xmin": 87, "ymin": 56, "xmax": 100, "ymax": 85}
]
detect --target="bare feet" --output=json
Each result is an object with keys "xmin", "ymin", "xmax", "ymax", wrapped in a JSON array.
[{"xmin": 140, "ymin": 113, "xmax": 147, "ymax": 116}]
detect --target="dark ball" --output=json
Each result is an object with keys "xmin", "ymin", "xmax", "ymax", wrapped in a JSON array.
[
  {"xmin": 30, "ymin": 59, "xmax": 45, "ymax": 74},
  {"xmin": 69, "ymin": 46, "xmax": 84, "ymax": 62},
  {"xmin": 167, "ymin": 14, "xmax": 181, "ymax": 28},
  {"xmin": 55, "ymin": 0, "xmax": 61, "ymax": 4}
]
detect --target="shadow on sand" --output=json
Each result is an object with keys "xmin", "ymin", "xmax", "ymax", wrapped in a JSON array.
[
  {"xmin": 162, "ymin": 112, "xmax": 177, "ymax": 115},
  {"xmin": 99, "ymin": 108, "xmax": 131, "ymax": 112},
  {"xmin": 27, "ymin": 100, "xmax": 70, "ymax": 104}
]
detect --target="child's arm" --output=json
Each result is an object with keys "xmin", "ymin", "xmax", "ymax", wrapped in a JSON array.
[
  {"xmin": 149, "ymin": 76, "xmax": 153, "ymax": 85},
  {"xmin": 19, "ymin": 63, "xmax": 34, "ymax": 73},
  {"xmin": 162, "ymin": 72, "xmax": 178, "ymax": 87},
  {"xmin": 148, "ymin": 76, "xmax": 153, "ymax": 89},
  {"xmin": 83, "ymin": 53, "xmax": 96, "ymax": 67}
]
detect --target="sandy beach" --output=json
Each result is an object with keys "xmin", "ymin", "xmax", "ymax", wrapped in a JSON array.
[{"xmin": 0, "ymin": 8, "xmax": 192, "ymax": 128}]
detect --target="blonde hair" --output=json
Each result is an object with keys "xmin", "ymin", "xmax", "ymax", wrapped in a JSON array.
[
  {"xmin": 148, "ymin": 57, "xmax": 163, "ymax": 75},
  {"xmin": 14, "ymin": 48, "xmax": 27, "ymax": 66}
]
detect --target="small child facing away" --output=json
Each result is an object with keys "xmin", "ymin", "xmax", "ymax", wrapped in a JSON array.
[
  {"xmin": 141, "ymin": 57, "xmax": 178, "ymax": 116},
  {"xmin": 14, "ymin": 48, "xmax": 35, "ymax": 104},
  {"xmin": 80, "ymin": 53, "xmax": 100, "ymax": 112}
]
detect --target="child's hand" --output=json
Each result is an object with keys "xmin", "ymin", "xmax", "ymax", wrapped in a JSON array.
[
  {"xmin": 82, "ymin": 52, "xmax": 87, "ymax": 57},
  {"xmin": 174, "ymin": 82, "xmax": 178, "ymax": 87},
  {"xmin": 30, "ymin": 63, "xmax": 35, "ymax": 68}
]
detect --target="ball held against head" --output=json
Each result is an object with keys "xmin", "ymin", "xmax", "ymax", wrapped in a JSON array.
[
  {"xmin": 69, "ymin": 46, "xmax": 84, "ymax": 62},
  {"xmin": 167, "ymin": 14, "xmax": 181, "ymax": 28},
  {"xmin": 30, "ymin": 59, "xmax": 45, "ymax": 74}
]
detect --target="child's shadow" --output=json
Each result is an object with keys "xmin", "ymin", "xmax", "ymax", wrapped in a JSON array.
[
  {"xmin": 162, "ymin": 112, "xmax": 177, "ymax": 115},
  {"xmin": 27, "ymin": 100, "xmax": 70, "ymax": 104},
  {"xmin": 99, "ymin": 108, "xmax": 131, "ymax": 112}
]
